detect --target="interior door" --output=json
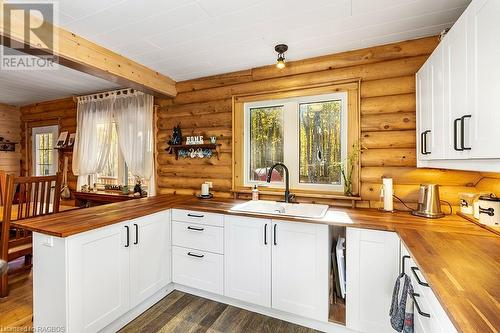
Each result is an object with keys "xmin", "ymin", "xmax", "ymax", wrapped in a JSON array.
[
  {"xmin": 67, "ymin": 221, "xmax": 130, "ymax": 333},
  {"xmin": 224, "ymin": 216, "xmax": 271, "ymax": 307},
  {"xmin": 130, "ymin": 210, "xmax": 171, "ymax": 308},
  {"xmin": 468, "ymin": 0, "xmax": 500, "ymax": 159},
  {"xmin": 271, "ymin": 220, "xmax": 329, "ymax": 322}
]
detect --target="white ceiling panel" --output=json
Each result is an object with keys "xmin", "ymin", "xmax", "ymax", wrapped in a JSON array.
[
  {"xmin": 55, "ymin": 0, "xmax": 470, "ymax": 81},
  {"xmin": 0, "ymin": 47, "xmax": 120, "ymax": 106}
]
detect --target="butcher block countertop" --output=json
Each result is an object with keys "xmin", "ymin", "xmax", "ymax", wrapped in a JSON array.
[{"xmin": 13, "ymin": 195, "xmax": 500, "ymax": 333}]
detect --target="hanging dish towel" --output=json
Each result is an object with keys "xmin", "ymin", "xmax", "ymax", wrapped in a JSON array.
[{"xmin": 389, "ymin": 273, "xmax": 414, "ymax": 332}]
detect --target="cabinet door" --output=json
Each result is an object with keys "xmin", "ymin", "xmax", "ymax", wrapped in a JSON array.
[
  {"xmin": 468, "ymin": 0, "xmax": 500, "ymax": 159},
  {"xmin": 443, "ymin": 13, "xmax": 471, "ymax": 160},
  {"xmin": 271, "ymin": 220, "xmax": 329, "ymax": 322},
  {"xmin": 429, "ymin": 44, "xmax": 445, "ymax": 159},
  {"xmin": 224, "ymin": 216, "xmax": 271, "ymax": 307},
  {"xmin": 67, "ymin": 221, "xmax": 130, "ymax": 333},
  {"xmin": 346, "ymin": 228, "xmax": 399, "ymax": 333},
  {"xmin": 416, "ymin": 61, "xmax": 433, "ymax": 161},
  {"xmin": 130, "ymin": 210, "xmax": 171, "ymax": 308}
]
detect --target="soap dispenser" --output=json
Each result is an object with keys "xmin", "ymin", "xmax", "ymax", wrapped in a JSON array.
[{"xmin": 252, "ymin": 185, "xmax": 259, "ymax": 200}]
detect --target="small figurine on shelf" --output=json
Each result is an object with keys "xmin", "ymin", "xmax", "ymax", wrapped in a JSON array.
[
  {"xmin": 166, "ymin": 124, "xmax": 183, "ymax": 153},
  {"xmin": 134, "ymin": 179, "xmax": 142, "ymax": 194}
]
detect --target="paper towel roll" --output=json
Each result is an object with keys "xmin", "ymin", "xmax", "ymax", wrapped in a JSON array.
[{"xmin": 383, "ymin": 178, "xmax": 393, "ymax": 212}]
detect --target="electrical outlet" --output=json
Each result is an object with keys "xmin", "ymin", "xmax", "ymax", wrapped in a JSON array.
[{"xmin": 205, "ymin": 181, "xmax": 213, "ymax": 188}]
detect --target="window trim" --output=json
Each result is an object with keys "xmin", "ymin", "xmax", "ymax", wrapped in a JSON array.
[
  {"xmin": 232, "ymin": 81, "xmax": 361, "ymax": 198},
  {"xmin": 31, "ymin": 125, "xmax": 59, "ymax": 176},
  {"xmin": 243, "ymin": 92, "xmax": 348, "ymax": 192}
]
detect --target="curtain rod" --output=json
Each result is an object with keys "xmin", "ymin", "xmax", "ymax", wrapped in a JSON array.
[{"xmin": 74, "ymin": 88, "xmax": 138, "ymax": 102}]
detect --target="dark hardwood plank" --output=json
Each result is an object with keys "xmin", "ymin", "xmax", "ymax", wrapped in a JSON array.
[{"xmin": 119, "ymin": 291, "xmax": 321, "ymax": 333}]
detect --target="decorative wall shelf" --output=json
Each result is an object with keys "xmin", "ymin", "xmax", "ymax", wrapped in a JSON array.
[
  {"xmin": 55, "ymin": 146, "xmax": 74, "ymax": 153},
  {"xmin": 168, "ymin": 144, "xmax": 221, "ymax": 160}
]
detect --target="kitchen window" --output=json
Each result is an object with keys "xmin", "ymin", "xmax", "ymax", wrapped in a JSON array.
[
  {"xmin": 244, "ymin": 92, "xmax": 348, "ymax": 192},
  {"xmin": 32, "ymin": 125, "xmax": 58, "ymax": 176}
]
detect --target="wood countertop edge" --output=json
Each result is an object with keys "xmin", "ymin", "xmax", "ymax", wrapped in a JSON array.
[{"xmin": 11, "ymin": 195, "xmax": 500, "ymax": 333}]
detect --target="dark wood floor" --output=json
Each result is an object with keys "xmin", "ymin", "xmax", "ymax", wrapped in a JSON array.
[{"xmin": 119, "ymin": 291, "xmax": 322, "ymax": 333}]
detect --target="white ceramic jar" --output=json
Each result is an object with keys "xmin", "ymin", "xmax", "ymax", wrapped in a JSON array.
[{"xmin": 478, "ymin": 195, "xmax": 500, "ymax": 226}]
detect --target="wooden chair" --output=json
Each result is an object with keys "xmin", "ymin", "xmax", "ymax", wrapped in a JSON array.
[
  {"xmin": 0, "ymin": 170, "xmax": 6, "ymax": 207},
  {"xmin": 0, "ymin": 173, "xmax": 62, "ymax": 297}
]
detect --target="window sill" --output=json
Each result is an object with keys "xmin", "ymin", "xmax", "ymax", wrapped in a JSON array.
[{"xmin": 231, "ymin": 186, "xmax": 361, "ymax": 207}]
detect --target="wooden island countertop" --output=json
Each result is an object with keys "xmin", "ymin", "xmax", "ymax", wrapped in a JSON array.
[{"xmin": 13, "ymin": 195, "xmax": 500, "ymax": 333}]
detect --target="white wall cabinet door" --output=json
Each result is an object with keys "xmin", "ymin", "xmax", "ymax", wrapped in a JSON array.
[
  {"xmin": 130, "ymin": 210, "xmax": 171, "ymax": 308},
  {"xmin": 346, "ymin": 228, "xmax": 400, "ymax": 333},
  {"xmin": 443, "ymin": 13, "xmax": 472, "ymax": 160},
  {"xmin": 67, "ymin": 221, "xmax": 130, "ymax": 333},
  {"xmin": 224, "ymin": 216, "xmax": 271, "ymax": 308},
  {"xmin": 468, "ymin": 0, "xmax": 500, "ymax": 159},
  {"xmin": 416, "ymin": 61, "xmax": 433, "ymax": 161},
  {"xmin": 271, "ymin": 220, "xmax": 329, "ymax": 322}
]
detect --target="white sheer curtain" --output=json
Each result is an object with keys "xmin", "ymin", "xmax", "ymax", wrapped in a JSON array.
[
  {"xmin": 72, "ymin": 96, "xmax": 115, "ymax": 189},
  {"xmin": 114, "ymin": 91, "xmax": 156, "ymax": 196}
]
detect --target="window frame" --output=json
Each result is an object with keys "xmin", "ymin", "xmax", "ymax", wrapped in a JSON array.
[
  {"xmin": 243, "ymin": 92, "xmax": 348, "ymax": 192},
  {"xmin": 31, "ymin": 125, "xmax": 59, "ymax": 176}
]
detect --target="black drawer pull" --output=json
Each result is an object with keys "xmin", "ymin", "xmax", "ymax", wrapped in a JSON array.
[
  {"xmin": 134, "ymin": 223, "xmax": 139, "ymax": 245},
  {"xmin": 187, "ymin": 213, "xmax": 204, "ymax": 218},
  {"xmin": 411, "ymin": 293, "xmax": 431, "ymax": 318},
  {"xmin": 402, "ymin": 255, "xmax": 410, "ymax": 274},
  {"xmin": 187, "ymin": 252, "xmax": 204, "ymax": 258},
  {"xmin": 411, "ymin": 266, "xmax": 429, "ymax": 287},
  {"xmin": 422, "ymin": 130, "xmax": 431, "ymax": 155},
  {"xmin": 454, "ymin": 118, "xmax": 463, "ymax": 151},
  {"xmin": 187, "ymin": 226, "xmax": 204, "ymax": 231},
  {"xmin": 460, "ymin": 115, "xmax": 472, "ymax": 150}
]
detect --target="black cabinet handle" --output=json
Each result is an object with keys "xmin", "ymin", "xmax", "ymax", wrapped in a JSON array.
[
  {"xmin": 402, "ymin": 255, "xmax": 410, "ymax": 274},
  {"xmin": 187, "ymin": 226, "xmax": 204, "ymax": 231},
  {"xmin": 411, "ymin": 293, "xmax": 431, "ymax": 318},
  {"xmin": 187, "ymin": 252, "xmax": 204, "ymax": 258},
  {"xmin": 124, "ymin": 225, "xmax": 130, "ymax": 248},
  {"xmin": 273, "ymin": 224, "xmax": 277, "ymax": 245},
  {"xmin": 479, "ymin": 206, "xmax": 494, "ymax": 216},
  {"xmin": 134, "ymin": 223, "xmax": 139, "ymax": 245},
  {"xmin": 454, "ymin": 118, "xmax": 463, "ymax": 151},
  {"xmin": 460, "ymin": 115, "xmax": 471, "ymax": 150},
  {"xmin": 264, "ymin": 223, "xmax": 268, "ymax": 245},
  {"xmin": 187, "ymin": 213, "xmax": 204, "ymax": 218},
  {"xmin": 411, "ymin": 266, "xmax": 429, "ymax": 287},
  {"xmin": 422, "ymin": 130, "xmax": 431, "ymax": 155}
]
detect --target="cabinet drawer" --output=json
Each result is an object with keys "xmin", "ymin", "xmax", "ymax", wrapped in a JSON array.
[
  {"xmin": 172, "ymin": 246, "xmax": 223, "ymax": 295},
  {"xmin": 172, "ymin": 209, "xmax": 224, "ymax": 227},
  {"xmin": 172, "ymin": 221, "xmax": 223, "ymax": 254}
]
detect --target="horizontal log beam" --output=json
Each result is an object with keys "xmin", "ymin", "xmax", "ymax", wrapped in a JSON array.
[{"xmin": 0, "ymin": 3, "xmax": 176, "ymax": 97}]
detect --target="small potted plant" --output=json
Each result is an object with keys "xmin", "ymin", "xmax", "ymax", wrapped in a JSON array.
[{"xmin": 341, "ymin": 141, "xmax": 365, "ymax": 197}]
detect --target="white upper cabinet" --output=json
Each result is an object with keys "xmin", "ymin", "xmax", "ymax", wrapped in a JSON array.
[
  {"xmin": 468, "ymin": 0, "xmax": 500, "ymax": 159},
  {"xmin": 416, "ymin": 0, "xmax": 500, "ymax": 171}
]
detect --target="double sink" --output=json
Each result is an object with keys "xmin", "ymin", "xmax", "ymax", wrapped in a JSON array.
[{"xmin": 230, "ymin": 200, "xmax": 329, "ymax": 219}]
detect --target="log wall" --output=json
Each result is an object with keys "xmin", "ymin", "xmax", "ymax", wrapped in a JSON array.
[
  {"xmin": 19, "ymin": 97, "xmax": 78, "ymax": 194},
  {"xmin": 0, "ymin": 103, "xmax": 21, "ymax": 175},
  {"xmin": 156, "ymin": 36, "xmax": 485, "ymax": 208}
]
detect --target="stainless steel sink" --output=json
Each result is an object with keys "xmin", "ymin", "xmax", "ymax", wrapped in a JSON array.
[{"xmin": 230, "ymin": 200, "xmax": 329, "ymax": 219}]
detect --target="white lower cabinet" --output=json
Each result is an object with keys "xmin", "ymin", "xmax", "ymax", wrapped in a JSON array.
[
  {"xmin": 172, "ymin": 246, "xmax": 224, "ymax": 295},
  {"xmin": 272, "ymin": 220, "xmax": 329, "ymax": 321},
  {"xmin": 346, "ymin": 227, "xmax": 400, "ymax": 333},
  {"xmin": 224, "ymin": 216, "xmax": 271, "ymax": 307},
  {"xmin": 66, "ymin": 210, "xmax": 171, "ymax": 332},
  {"xmin": 224, "ymin": 216, "xmax": 329, "ymax": 322}
]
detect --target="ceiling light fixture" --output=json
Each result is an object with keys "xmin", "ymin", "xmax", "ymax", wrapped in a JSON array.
[{"xmin": 275, "ymin": 44, "xmax": 288, "ymax": 69}]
